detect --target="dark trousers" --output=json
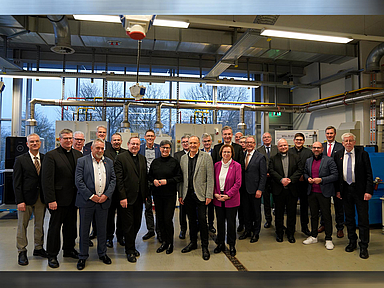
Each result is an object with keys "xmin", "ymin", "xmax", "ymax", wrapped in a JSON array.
[
  {"xmin": 263, "ymin": 179, "xmax": 273, "ymax": 223},
  {"xmin": 343, "ymin": 183, "xmax": 370, "ymax": 248},
  {"xmin": 273, "ymin": 189, "xmax": 298, "ymax": 237},
  {"xmin": 153, "ymin": 194, "xmax": 176, "ymax": 245},
  {"xmin": 320, "ymin": 196, "xmax": 344, "ymax": 230},
  {"xmin": 106, "ymin": 192, "xmax": 123, "ymax": 241},
  {"xmin": 308, "ymin": 192, "xmax": 332, "ymax": 240},
  {"xmin": 242, "ymin": 192, "xmax": 262, "ymax": 235},
  {"xmin": 184, "ymin": 193, "xmax": 209, "ymax": 247},
  {"xmin": 207, "ymin": 201, "xmax": 215, "ymax": 227},
  {"xmin": 215, "ymin": 204, "xmax": 237, "ymax": 246},
  {"xmin": 144, "ymin": 195, "xmax": 157, "ymax": 234},
  {"xmin": 79, "ymin": 204, "xmax": 108, "ymax": 260},
  {"xmin": 120, "ymin": 195, "xmax": 143, "ymax": 254},
  {"xmin": 46, "ymin": 205, "xmax": 77, "ymax": 257},
  {"xmin": 179, "ymin": 203, "xmax": 188, "ymax": 232},
  {"xmin": 298, "ymin": 182, "xmax": 309, "ymax": 228}
]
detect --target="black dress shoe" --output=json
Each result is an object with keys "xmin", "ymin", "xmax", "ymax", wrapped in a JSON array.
[
  {"xmin": 250, "ymin": 234, "xmax": 259, "ymax": 243},
  {"xmin": 264, "ymin": 222, "xmax": 271, "ymax": 228},
  {"xmin": 345, "ymin": 242, "xmax": 357, "ymax": 252},
  {"xmin": 77, "ymin": 259, "xmax": 86, "ymax": 270},
  {"xmin": 179, "ymin": 230, "xmax": 186, "ymax": 239},
  {"xmin": 239, "ymin": 231, "xmax": 251, "ymax": 240},
  {"xmin": 301, "ymin": 227, "xmax": 311, "ymax": 237},
  {"xmin": 89, "ymin": 230, "xmax": 97, "ymax": 240},
  {"xmin": 202, "ymin": 247, "xmax": 210, "ymax": 260},
  {"xmin": 134, "ymin": 249, "xmax": 140, "ymax": 257},
  {"xmin": 237, "ymin": 225, "xmax": 244, "ymax": 233},
  {"xmin": 208, "ymin": 226, "xmax": 216, "ymax": 234},
  {"xmin": 106, "ymin": 239, "xmax": 113, "ymax": 248},
  {"xmin": 229, "ymin": 245, "xmax": 236, "ymax": 257},
  {"xmin": 63, "ymin": 249, "xmax": 79, "ymax": 259},
  {"xmin": 156, "ymin": 243, "xmax": 169, "ymax": 253},
  {"xmin": 157, "ymin": 234, "xmax": 164, "ymax": 243},
  {"xmin": 181, "ymin": 242, "xmax": 198, "ymax": 253},
  {"xmin": 117, "ymin": 238, "xmax": 126, "ymax": 246},
  {"xmin": 33, "ymin": 248, "xmax": 48, "ymax": 258},
  {"xmin": 360, "ymin": 247, "xmax": 369, "ymax": 259},
  {"xmin": 18, "ymin": 251, "xmax": 29, "ymax": 266},
  {"xmin": 214, "ymin": 243, "xmax": 226, "ymax": 253},
  {"xmin": 276, "ymin": 236, "xmax": 283, "ymax": 242},
  {"xmin": 127, "ymin": 254, "xmax": 136, "ymax": 263},
  {"xmin": 89, "ymin": 240, "xmax": 94, "ymax": 247},
  {"xmin": 166, "ymin": 244, "xmax": 174, "ymax": 254},
  {"xmin": 48, "ymin": 257, "xmax": 59, "ymax": 268},
  {"xmin": 142, "ymin": 231, "xmax": 155, "ymax": 240},
  {"xmin": 287, "ymin": 235, "xmax": 296, "ymax": 243},
  {"xmin": 99, "ymin": 255, "xmax": 112, "ymax": 264}
]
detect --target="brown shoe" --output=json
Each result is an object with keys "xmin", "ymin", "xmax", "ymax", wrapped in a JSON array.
[
  {"xmin": 317, "ymin": 225, "xmax": 325, "ymax": 233},
  {"xmin": 337, "ymin": 230, "xmax": 344, "ymax": 238}
]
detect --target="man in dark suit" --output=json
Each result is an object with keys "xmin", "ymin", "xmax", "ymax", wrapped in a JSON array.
[
  {"xmin": 138, "ymin": 129, "xmax": 161, "ymax": 242},
  {"xmin": 114, "ymin": 136, "xmax": 149, "ymax": 263},
  {"xmin": 75, "ymin": 138, "xmax": 116, "ymax": 270},
  {"xmin": 289, "ymin": 133, "xmax": 313, "ymax": 237},
  {"xmin": 104, "ymin": 132, "xmax": 127, "ymax": 248},
  {"xmin": 269, "ymin": 138, "xmax": 303, "ymax": 243},
  {"xmin": 320, "ymin": 125, "xmax": 345, "ymax": 238},
  {"xmin": 212, "ymin": 126, "xmax": 244, "ymax": 232},
  {"xmin": 239, "ymin": 136, "xmax": 267, "ymax": 243},
  {"xmin": 334, "ymin": 132, "xmax": 373, "ymax": 259},
  {"xmin": 303, "ymin": 142, "xmax": 338, "ymax": 250},
  {"xmin": 42, "ymin": 128, "xmax": 83, "ymax": 268},
  {"xmin": 257, "ymin": 132, "xmax": 278, "ymax": 228},
  {"xmin": 174, "ymin": 135, "xmax": 190, "ymax": 239},
  {"xmin": 13, "ymin": 133, "xmax": 47, "ymax": 266}
]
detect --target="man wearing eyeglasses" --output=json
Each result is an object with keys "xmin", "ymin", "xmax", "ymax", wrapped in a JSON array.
[
  {"xmin": 138, "ymin": 129, "xmax": 161, "ymax": 242},
  {"xmin": 115, "ymin": 136, "xmax": 149, "ymax": 263},
  {"xmin": 42, "ymin": 129, "xmax": 83, "ymax": 268},
  {"xmin": 73, "ymin": 131, "xmax": 86, "ymax": 153},
  {"xmin": 289, "ymin": 133, "xmax": 313, "ymax": 237}
]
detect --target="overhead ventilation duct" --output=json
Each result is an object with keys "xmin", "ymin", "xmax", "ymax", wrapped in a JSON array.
[
  {"xmin": 121, "ymin": 103, "xmax": 131, "ymax": 129},
  {"xmin": 205, "ymin": 30, "xmax": 262, "ymax": 78},
  {"xmin": 366, "ymin": 42, "xmax": 384, "ymax": 72},
  {"xmin": 154, "ymin": 103, "xmax": 164, "ymax": 129},
  {"xmin": 47, "ymin": 15, "xmax": 75, "ymax": 54}
]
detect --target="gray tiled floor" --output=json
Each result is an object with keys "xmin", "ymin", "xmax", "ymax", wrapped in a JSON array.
[{"xmin": 1, "ymin": 206, "xmax": 383, "ymax": 271}]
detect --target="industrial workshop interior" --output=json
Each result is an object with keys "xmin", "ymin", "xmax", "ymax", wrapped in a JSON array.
[{"xmin": 1, "ymin": 1, "xmax": 384, "ymax": 287}]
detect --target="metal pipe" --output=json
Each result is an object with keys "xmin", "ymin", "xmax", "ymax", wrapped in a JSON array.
[
  {"xmin": 237, "ymin": 105, "xmax": 247, "ymax": 134},
  {"xmin": 154, "ymin": 102, "xmax": 164, "ymax": 130},
  {"xmin": 121, "ymin": 102, "xmax": 131, "ymax": 129},
  {"xmin": 366, "ymin": 42, "xmax": 384, "ymax": 72},
  {"xmin": 47, "ymin": 15, "xmax": 75, "ymax": 54}
]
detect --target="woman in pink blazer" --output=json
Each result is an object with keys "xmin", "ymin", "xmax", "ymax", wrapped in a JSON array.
[{"xmin": 213, "ymin": 144, "xmax": 242, "ymax": 256}]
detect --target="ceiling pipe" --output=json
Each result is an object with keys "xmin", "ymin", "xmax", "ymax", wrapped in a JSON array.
[
  {"xmin": 237, "ymin": 105, "xmax": 247, "ymax": 134},
  {"xmin": 47, "ymin": 15, "xmax": 75, "ymax": 55},
  {"xmin": 154, "ymin": 103, "xmax": 164, "ymax": 129},
  {"xmin": 366, "ymin": 42, "xmax": 384, "ymax": 72},
  {"xmin": 120, "ymin": 102, "xmax": 131, "ymax": 129}
]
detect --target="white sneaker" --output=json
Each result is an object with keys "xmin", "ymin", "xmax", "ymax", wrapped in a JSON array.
[
  {"xmin": 325, "ymin": 240, "xmax": 334, "ymax": 250},
  {"xmin": 303, "ymin": 236, "xmax": 318, "ymax": 245}
]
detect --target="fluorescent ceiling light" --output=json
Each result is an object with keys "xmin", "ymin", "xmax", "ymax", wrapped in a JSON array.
[
  {"xmin": 73, "ymin": 15, "xmax": 121, "ymax": 23},
  {"xmin": 153, "ymin": 19, "xmax": 189, "ymax": 28},
  {"xmin": 260, "ymin": 29, "xmax": 353, "ymax": 44},
  {"xmin": 206, "ymin": 83, "xmax": 259, "ymax": 88}
]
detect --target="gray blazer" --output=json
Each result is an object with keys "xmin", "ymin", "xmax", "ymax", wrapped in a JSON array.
[
  {"xmin": 179, "ymin": 151, "xmax": 214, "ymax": 202},
  {"xmin": 303, "ymin": 155, "xmax": 338, "ymax": 197}
]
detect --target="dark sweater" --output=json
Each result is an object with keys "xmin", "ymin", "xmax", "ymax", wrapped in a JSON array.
[{"xmin": 148, "ymin": 156, "xmax": 183, "ymax": 197}]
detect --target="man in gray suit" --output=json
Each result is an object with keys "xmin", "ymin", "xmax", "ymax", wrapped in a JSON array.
[
  {"xmin": 303, "ymin": 142, "xmax": 338, "ymax": 250},
  {"xmin": 257, "ymin": 132, "xmax": 278, "ymax": 228},
  {"xmin": 75, "ymin": 139, "xmax": 116, "ymax": 270},
  {"xmin": 179, "ymin": 135, "xmax": 214, "ymax": 260}
]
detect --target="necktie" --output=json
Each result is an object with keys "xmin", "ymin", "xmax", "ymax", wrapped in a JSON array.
[
  {"xmin": 327, "ymin": 144, "xmax": 332, "ymax": 157},
  {"xmin": 266, "ymin": 147, "xmax": 270, "ymax": 158},
  {"xmin": 34, "ymin": 156, "xmax": 40, "ymax": 175},
  {"xmin": 245, "ymin": 153, "xmax": 251, "ymax": 169},
  {"xmin": 346, "ymin": 152, "xmax": 352, "ymax": 185}
]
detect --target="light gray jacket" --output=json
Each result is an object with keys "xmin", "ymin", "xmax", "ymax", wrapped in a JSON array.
[{"xmin": 179, "ymin": 151, "xmax": 214, "ymax": 202}]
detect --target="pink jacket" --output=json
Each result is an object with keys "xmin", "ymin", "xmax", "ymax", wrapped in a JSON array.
[{"xmin": 213, "ymin": 160, "xmax": 242, "ymax": 208}]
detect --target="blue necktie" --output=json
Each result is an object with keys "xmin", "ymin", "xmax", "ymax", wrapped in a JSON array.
[{"xmin": 346, "ymin": 152, "xmax": 352, "ymax": 185}]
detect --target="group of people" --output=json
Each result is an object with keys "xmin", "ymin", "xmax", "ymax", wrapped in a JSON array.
[{"xmin": 13, "ymin": 124, "xmax": 374, "ymax": 271}]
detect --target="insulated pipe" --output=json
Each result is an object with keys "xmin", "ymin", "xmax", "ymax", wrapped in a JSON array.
[
  {"xmin": 47, "ymin": 15, "xmax": 75, "ymax": 54},
  {"xmin": 237, "ymin": 105, "xmax": 247, "ymax": 134},
  {"xmin": 121, "ymin": 102, "xmax": 131, "ymax": 129},
  {"xmin": 366, "ymin": 43, "xmax": 384, "ymax": 72},
  {"xmin": 154, "ymin": 103, "xmax": 164, "ymax": 129}
]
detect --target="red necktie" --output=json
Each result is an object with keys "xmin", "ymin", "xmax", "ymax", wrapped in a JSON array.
[{"xmin": 327, "ymin": 144, "xmax": 332, "ymax": 157}]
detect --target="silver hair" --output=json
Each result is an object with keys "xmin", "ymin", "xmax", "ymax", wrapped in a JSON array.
[
  {"xmin": 27, "ymin": 133, "xmax": 40, "ymax": 142},
  {"xmin": 201, "ymin": 133, "xmax": 212, "ymax": 140},
  {"xmin": 341, "ymin": 132, "xmax": 356, "ymax": 141},
  {"xmin": 74, "ymin": 131, "xmax": 85, "ymax": 137},
  {"xmin": 92, "ymin": 138, "xmax": 105, "ymax": 147}
]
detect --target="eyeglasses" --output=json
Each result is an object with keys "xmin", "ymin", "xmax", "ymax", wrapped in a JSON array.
[
  {"xmin": 246, "ymin": 141, "xmax": 255, "ymax": 144},
  {"xmin": 74, "ymin": 138, "xmax": 85, "ymax": 141},
  {"xmin": 203, "ymin": 140, "xmax": 211, "ymax": 143},
  {"xmin": 160, "ymin": 147, "xmax": 171, "ymax": 150},
  {"xmin": 294, "ymin": 139, "xmax": 304, "ymax": 141},
  {"xmin": 61, "ymin": 137, "xmax": 73, "ymax": 141},
  {"xmin": 312, "ymin": 147, "xmax": 322, "ymax": 150},
  {"xmin": 182, "ymin": 141, "xmax": 189, "ymax": 144}
]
